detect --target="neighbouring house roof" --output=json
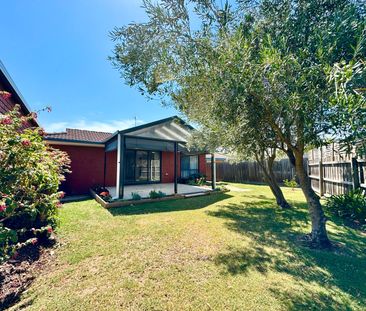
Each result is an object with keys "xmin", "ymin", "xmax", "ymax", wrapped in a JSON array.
[
  {"xmin": 45, "ymin": 128, "xmax": 113, "ymax": 144},
  {"xmin": 206, "ymin": 153, "xmax": 229, "ymax": 161},
  {"xmin": 0, "ymin": 60, "xmax": 38, "ymax": 126}
]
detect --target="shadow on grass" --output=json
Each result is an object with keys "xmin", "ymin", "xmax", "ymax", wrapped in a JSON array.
[
  {"xmin": 108, "ymin": 193, "xmax": 232, "ymax": 216},
  {"xmin": 208, "ymin": 196, "xmax": 366, "ymax": 310}
]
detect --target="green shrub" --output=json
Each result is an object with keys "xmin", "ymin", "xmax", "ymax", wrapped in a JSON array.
[
  {"xmin": 0, "ymin": 105, "xmax": 70, "ymax": 262},
  {"xmin": 131, "ymin": 192, "xmax": 142, "ymax": 200},
  {"xmin": 149, "ymin": 190, "xmax": 166, "ymax": 199},
  {"xmin": 325, "ymin": 189, "xmax": 366, "ymax": 224},
  {"xmin": 283, "ymin": 178, "xmax": 298, "ymax": 190},
  {"xmin": 180, "ymin": 173, "xmax": 206, "ymax": 186}
]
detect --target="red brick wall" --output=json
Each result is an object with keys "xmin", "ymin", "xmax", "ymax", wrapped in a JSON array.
[
  {"xmin": 161, "ymin": 151, "xmax": 181, "ymax": 183},
  {"xmin": 105, "ymin": 151, "xmax": 117, "ymax": 186},
  {"xmin": 199, "ymin": 154, "xmax": 207, "ymax": 176},
  {"xmin": 51, "ymin": 144, "xmax": 118, "ymax": 195}
]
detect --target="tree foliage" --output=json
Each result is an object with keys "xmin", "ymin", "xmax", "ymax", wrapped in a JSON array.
[{"xmin": 110, "ymin": 0, "xmax": 366, "ymax": 247}]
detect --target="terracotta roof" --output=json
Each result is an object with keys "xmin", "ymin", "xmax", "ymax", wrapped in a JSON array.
[{"xmin": 45, "ymin": 128, "xmax": 113, "ymax": 143}]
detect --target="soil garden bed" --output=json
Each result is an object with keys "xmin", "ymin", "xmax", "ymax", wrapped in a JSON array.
[{"xmin": 0, "ymin": 243, "xmax": 56, "ymax": 310}]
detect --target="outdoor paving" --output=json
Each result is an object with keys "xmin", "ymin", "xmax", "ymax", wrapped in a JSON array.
[{"xmin": 107, "ymin": 183, "xmax": 211, "ymax": 200}]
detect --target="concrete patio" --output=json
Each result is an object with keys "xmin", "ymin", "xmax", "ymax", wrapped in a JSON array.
[{"xmin": 107, "ymin": 183, "xmax": 211, "ymax": 200}]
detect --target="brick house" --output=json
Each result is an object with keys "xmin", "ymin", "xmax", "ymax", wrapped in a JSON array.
[
  {"xmin": 45, "ymin": 117, "xmax": 212, "ymax": 198},
  {"xmin": 1, "ymin": 60, "xmax": 214, "ymax": 198}
]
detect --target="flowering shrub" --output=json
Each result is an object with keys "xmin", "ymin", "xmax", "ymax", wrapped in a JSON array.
[
  {"xmin": 0, "ymin": 105, "xmax": 70, "ymax": 263},
  {"xmin": 100, "ymin": 192, "xmax": 112, "ymax": 202}
]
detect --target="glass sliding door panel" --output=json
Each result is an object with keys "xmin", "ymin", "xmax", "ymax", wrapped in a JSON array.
[
  {"xmin": 150, "ymin": 151, "xmax": 161, "ymax": 182},
  {"xmin": 190, "ymin": 156, "xmax": 198, "ymax": 170},
  {"xmin": 125, "ymin": 150, "xmax": 136, "ymax": 183},
  {"xmin": 135, "ymin": 151, "xmax": 148, "ymax": 182},
  {"xmin": 181, "ymin": 156, "xmax": 190, "ymax": 178}
]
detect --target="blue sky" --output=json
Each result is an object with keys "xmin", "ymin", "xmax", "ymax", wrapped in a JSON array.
[{"xmin": 0, "ymin": 0, "xmax": 178, "ymax": 132}]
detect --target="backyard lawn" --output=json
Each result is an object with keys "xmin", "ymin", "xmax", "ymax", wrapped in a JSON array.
[{"xmin": 12, "ymin": 183, "xmax": 366, "ymax": 310}]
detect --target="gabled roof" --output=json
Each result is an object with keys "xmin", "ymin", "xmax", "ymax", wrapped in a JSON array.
[
  {"xmin": 105, "ymin": 116, "xmax": 193, "ymax": 143},
  {"xmin": 0, "ymin": 60, "xmax": 38, "ymax": 126},
  {"xmin": 45, "ymin": 128, "xmax": 113, "ymax": 144},
  {"xmin": 45, "ymin": 116, "xmax": 194, "ymax": 145}
]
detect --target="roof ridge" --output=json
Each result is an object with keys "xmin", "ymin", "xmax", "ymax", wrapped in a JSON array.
[
  {"xmin": 66, "ymin": 128, "xmax": 113, "ymax": 134},
  {"xmin": 46, "ymin": 131, "xmax": 67, "ymax": 135}
]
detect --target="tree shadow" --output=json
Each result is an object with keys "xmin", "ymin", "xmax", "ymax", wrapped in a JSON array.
[
  {"xmin": 108, "ymin": 193, "xmax": 232, "ymax": 216},
  {"xmin": 269, "ymin": 287, "xmax": 356, "ymax": 311},
  {"xmin": 207, "ymin": 197, "xmax": 366, "ymax": 309}
]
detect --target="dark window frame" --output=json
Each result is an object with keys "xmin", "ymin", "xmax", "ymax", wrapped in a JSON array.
[{"xmin": 124, "ymin": 149, "xmax": 162, "ymax": 184}]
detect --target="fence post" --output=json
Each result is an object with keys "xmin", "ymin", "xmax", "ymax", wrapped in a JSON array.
[
  {"xmin": 351, "ymin": 157, "xmax": 360, "ymax": 190},
  {"xmin": 319, "ymin": 147, "xmax": 324, "ymax": 196},
  {"xmin": 319, "ymin": 160, "xmax": 324, "ymax": 196}
]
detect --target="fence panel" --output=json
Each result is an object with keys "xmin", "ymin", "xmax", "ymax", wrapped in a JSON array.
[
  {"xmin": 206, "ymin": 143, "xmax": 365, "ymax": 197},
  {"xmin": 308, "ymin": 144, "xmax": 365, "ymax": 196},
  {"xmin": 206, "ymin": 158, "xmax": 298, "ymax": 184}
]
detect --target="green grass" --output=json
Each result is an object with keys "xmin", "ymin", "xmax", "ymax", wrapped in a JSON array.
[{"xmin": 14, "ymin": 183, "xmax": 366, "ymax": 310}]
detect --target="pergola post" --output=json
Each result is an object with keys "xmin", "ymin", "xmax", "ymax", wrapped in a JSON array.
[
  {"xmin": 211, "ymin": 153, "xmax": 216, "ymax": 190},
  {"xmin": 116, "ymin": 134, "xmax": 125, "ymax": 199},
  {"xmin": 174, "ymin": 142, "xmax": 178, "ymax": 194}
]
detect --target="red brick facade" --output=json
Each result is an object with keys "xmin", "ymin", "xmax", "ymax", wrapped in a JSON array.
[
  {"xmin": 52, "ymin": 144, "xmax": 109, "ymax": 195},
  {"xmin": 161, "ymin": 151, "xmax": 181, "ymax": 183},
  {"xmin": 51, "ymin": 144, "xmax": 207, "ymax": 195}
]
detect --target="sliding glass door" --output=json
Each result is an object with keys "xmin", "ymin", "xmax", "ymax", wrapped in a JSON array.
[{"xmin": 125, "ymin": 150, "xmax": 161, "ymax": 184}]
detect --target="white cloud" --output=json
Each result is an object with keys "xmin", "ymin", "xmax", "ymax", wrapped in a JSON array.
[{"xmin": 44, "ymin": 118, "xmax": 144, "ymax": 133}]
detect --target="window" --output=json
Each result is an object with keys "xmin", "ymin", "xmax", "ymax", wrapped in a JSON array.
[{"xmin": 181, "ymin": 155, "xmax": 199, "ymax": 178}]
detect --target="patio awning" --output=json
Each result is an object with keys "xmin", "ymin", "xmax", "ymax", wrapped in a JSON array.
[
  {"xmin": 102, "ymin": 116, "xmax": 216, "ymax": 199},
  {"xmin": 104, "ymin": 116, "xmax": 193, "ymax": 152}
]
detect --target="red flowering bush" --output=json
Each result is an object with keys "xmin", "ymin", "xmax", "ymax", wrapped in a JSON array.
[
  {"xmin": 0, "ymin": 105, "xmax": 71, "ymax": 263},
  {"xmin": 99, "ymin": 190, "xmax": 112, "ymax": 202},
  {"xmin": 0, "ymin": 91, "xmax": 11, "ymax": 100}
]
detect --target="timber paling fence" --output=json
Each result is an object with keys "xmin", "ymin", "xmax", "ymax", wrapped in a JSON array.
[
  {"xmin": 206, "ymin": 158, "xmax": 298, "ymax": 184},
  {"xmin": 308, "ymin": 144, "xmax": 366, "ymax": 196},
  {"xmin": 206, "ymin": 144, "xmax": 366, "ymax": 197}
]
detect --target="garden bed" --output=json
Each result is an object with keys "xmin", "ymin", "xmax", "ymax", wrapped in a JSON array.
[
  {"xmin": 90, "ymin": 188, "xmax": 229, "ymax": 208},
  {"xmin": 0, "ymin": 244, "xmax": 56, "ymax": 310}
]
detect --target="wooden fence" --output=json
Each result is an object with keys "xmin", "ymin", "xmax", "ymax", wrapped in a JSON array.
[
  {"xmin": 205, "ymin": 144, "xmax": 366, "ymax": 197},
  {"xmin": 206, "ymin": 158, "xmax": 297, "ymax": 184},
  {"xmin": 308, "ymin": 144, "xmax": 366, "ymax": 196}
]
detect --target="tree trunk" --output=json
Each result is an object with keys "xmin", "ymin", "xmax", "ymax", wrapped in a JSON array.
[
  {"xmin": 264, "ymin": 173, "xmax": 292, "ymax": 209},
  {"xmin": 293, "ymin": 151, "xmax": 331, "ymax": 248},
  {"xmin": 255, "ymin": 152, "xmax": 291, "ymax": 209}
]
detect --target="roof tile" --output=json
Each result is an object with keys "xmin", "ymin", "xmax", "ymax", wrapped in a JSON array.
[{"xmin": 45, "ymin": 128, "xmax": 112, "ymax": 143}]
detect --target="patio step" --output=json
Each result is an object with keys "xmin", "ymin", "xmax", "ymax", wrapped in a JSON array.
[{"xmin": 183, "ymin": 192, "xmax": 208, "ymax": 198}]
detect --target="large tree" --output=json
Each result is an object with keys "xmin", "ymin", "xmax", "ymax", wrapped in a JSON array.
[
  {"xmin": 110, "ymin": 0, "xmax": 365, "ymax": 248},
  {"xmin": 189, "ymin": 124, "xmax": 292, "ymax": 209}
]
